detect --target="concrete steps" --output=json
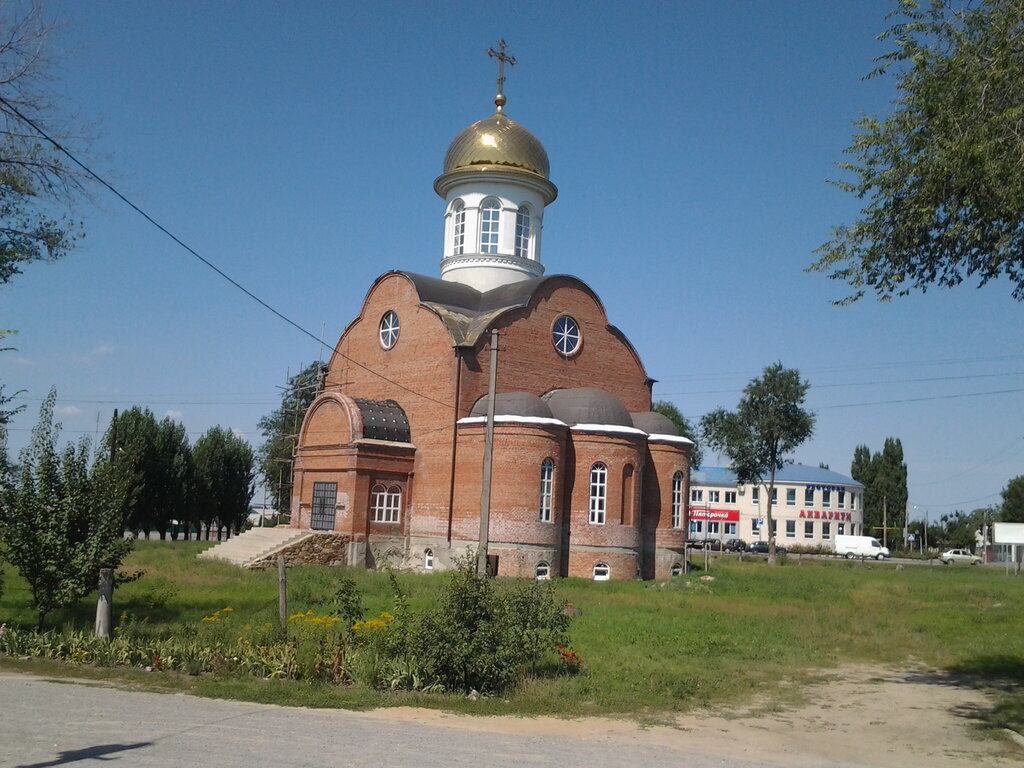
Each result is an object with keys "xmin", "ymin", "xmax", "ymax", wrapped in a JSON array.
[{"xmin": 198, "ymin": 527, "xmax": 313, "ymax": 567}]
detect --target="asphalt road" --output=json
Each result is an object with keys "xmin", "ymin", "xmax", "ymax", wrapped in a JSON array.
[{"xmin": 0, "ymin": 672, "xmax": 846, "ymax": 768}]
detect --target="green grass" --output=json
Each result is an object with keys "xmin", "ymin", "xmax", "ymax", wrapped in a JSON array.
[{"xmin": 2, "ymin": 544, "xmax": 1023, "ymax": 727}]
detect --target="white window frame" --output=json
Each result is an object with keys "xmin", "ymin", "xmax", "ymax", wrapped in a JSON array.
[
  {"xmin": 480, "ymin": 198, "xmax": 500, "ymax": 254},
  {"xmin": 822, "ymin": 522, "xmax": 831, "ymax": 540},
  {"xmin": 838, "ymin": 490, "xmax": 846, "ymax": 509},
  {"xmin": 535, "ymin": 561, "xmax": 550, "ymax": 580},
  {"xmin": 708, "ymin": 521, "xmax": 720, "ymax": 535},
  {"xmin": 539, "ymin": 458, "xmax": 554, "ymax": 522},
  {"xmin": 804, "ymin": 520, "xmax": 814, "ymax": 539},
  {"xmin": 708, "ymin": 490, "xmax": 720, "ymax": 503},
  {"xmin": 752, "ymin": 487, "xmax": 760, "ymax": 504},
  {"xmin": 822, "ymin": 490, "xmax": 831, "ymax": 508},
  {"xmin": 424, "ymin": 548, "xmax": 434, "ymax": 570},
  {"xmin": 593, "ymin": 562, "xmax": 610, "ymax": 581},
  {"xmin": 691, "ymin": 489, "xmax": 703, "ymax": 502},
  {"xmin": 671, "ymin": 472, "xmax": 683, "ymax": 528},
  {"xmin": 670, "ymin": 563, "xmax": 682, "ymax": 576},
  {"xmin": 514, "ymin": 205, "xmax": 531, "ymax": 259},
  {"xmin": 805, "ymin": 487, "xmax": 814, "ymax": 506},
  {"xmin": 370, "ymin": 483, "xmax": 401, "ymax": 523},
  {"xmin": 378, "ymin": 310, "xmax": 400, "ymax": 350},
  {"xmin": 786, "ymin": 520, "xmax": 796, "ymax": 538},
  {"xmin": 725, "ymin": 522, "xmax": 737, "ymax": 535},
  {"xmin": 838, "ymin": 522, "xmax": 846, "ymax": 536},
  {"xmin": 451, "ymin": 200, "xmax": 466, "ymax": 255},
  {"xmin": 786, "ymin": 488, "xmax": 796, "ymax": 506},
  {"xmin": 588, "ymin": 463, "xmax": 607, "ymax": 524},
  {"xmin": 724, "ymin": 491, "xmax": 737, "ymax": 504},
  {"xmin": 690, "ymin": 520, "xmax": 703, "ymax": 534}
]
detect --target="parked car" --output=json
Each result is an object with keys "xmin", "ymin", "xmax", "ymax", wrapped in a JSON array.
[
  {"xmin": 749, "ymin": 541, "xmax": 786, "ymax": 555},
  {"xmin": 687, "ymin": 539, "xmax": 724, "ymax": 551},
  {"xmin": 939, "ymin": 549, "xmax": 982, "ymax": 565},
  {"xmin": 724, "ymin": 538, "xmax": 748, "ymax": 552}
]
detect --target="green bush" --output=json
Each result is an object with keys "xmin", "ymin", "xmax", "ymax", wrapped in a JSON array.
[{"xmin": 357, "ymin": 563, "xmax": 573, "ymax": 694}]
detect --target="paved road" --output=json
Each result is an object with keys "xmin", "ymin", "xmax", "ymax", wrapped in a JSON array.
[{"xmin": 0, "ymin": 672, "xmax": 845, "ymax": 768}]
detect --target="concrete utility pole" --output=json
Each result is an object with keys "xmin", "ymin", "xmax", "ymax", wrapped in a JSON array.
[
  {"xmin": 477, "ymin": 329, "xmax": 499, "ymax": 577},
  {"xmin": 94, "ymin": 568, "xmax": 113, "ymax": 638},
  {"xmin": 882, "ymin": 496, "xmax": 887, "ymax": 549}
]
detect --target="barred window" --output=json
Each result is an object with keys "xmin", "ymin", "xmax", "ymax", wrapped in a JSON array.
[
  {"xmin": 539, "ymin": 458, "xmax": 554, "ymax": 522},
  {"xmin": 671, "ymin": 472, "xmax": 683, "ymax": 528},
  {"xmin": 451, "ymin": 200, "xmax": 466, "ymax": 255},
  {"xmin": 480, "ymin": 199, "xmax": 500, "ymax": 253},
  {"xmin": 514, "ymin": 205, "xmax": 531, "ymax": 259},
  {"xmin": 370, "ymin": 484, "xmax": 401, "ymax": 523},
  {"xmin": 589, "ymin": 463, "xmax": 607, "ymax": 524}
]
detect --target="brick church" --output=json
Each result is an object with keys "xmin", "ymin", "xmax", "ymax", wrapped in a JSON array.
[{"xmin": 290, "ymin": 65, "xmax": 693, "ymax": 581}]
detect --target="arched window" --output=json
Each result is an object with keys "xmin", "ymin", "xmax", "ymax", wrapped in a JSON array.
[
  {"xmin": 620, "ymin": 464, "xmax": 634, "ymax": 525},
  {"xmin": 535, "ymin": 561, "xmax": 550, "ymax": 580},
  {"xmin": 539, "ymin": 458, "xmax": 554, "ymax": 522},
  {"xmin": 671, "ymin": 471, "xmax": 684, "ymax": 528},
  {"xmin": 589, "ymin": 463, "xmax": 607, "ymax": 524},
  {"xmin": 514, "ymin": 205, "xmax": 531, "ymax": 259},
  {"xmin": 480, "ymin": 199, "xmax": 500, "ymax": 254},
  {"xmin": 424, "ymin": 548, "xmax": 434, "ymax": 570},
  {"xmin": 451, "ymin": 200, "xmax": 466, "ymax": 255},
  {"xmin": 370, "ymin": 484, "xmax": 401, "ymax": 523},
  {"xmin": 593, "ymin": 562, "xmax": 610, "ymax": 581},
  {"xmin": 670, "ymin": 562, "xmax": 682, "ymax": 576}
]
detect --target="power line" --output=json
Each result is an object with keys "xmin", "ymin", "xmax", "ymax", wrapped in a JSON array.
[
  {"xmin": 817, "ymin": 387, "xmax": 1024, "ymax": 409},
  {"xmin": 0, "ymin": 94, "xmax": 455, "ymax": 412}
]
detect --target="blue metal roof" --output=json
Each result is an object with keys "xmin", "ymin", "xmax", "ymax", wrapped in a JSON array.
[{"xmin": 692, "ymin": 463, "xmax": 863, "ymax": 488}]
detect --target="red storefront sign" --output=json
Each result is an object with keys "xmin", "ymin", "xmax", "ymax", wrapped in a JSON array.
[{"xmin": 687, "ymin": 507, "xmax": 740, "ymax": 522}]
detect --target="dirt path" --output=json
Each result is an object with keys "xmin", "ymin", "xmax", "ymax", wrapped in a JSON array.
[{"xmin": 363, "ymin": 665, "xmax": 1022, "ymax": 767}]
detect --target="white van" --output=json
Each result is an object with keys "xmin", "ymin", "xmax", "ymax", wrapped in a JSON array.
[{"xmin": 834, "ymin": 534, "xmax": 890, "ymax": 560}]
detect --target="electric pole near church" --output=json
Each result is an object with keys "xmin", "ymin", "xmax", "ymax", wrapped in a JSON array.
[{"xmin": 477, "ymin": 329, "xmax": 499, "ymax": 576}]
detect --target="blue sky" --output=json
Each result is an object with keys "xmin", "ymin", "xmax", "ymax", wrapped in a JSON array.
[{"xmin": 3, "ymin": 0, "xmax": 1021, "ymax": 520}]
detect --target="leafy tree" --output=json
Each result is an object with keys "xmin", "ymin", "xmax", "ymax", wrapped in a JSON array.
[
  {"xmin": 0, "ymin": 389, "xmax": 131, "ymax": 627},
  {"xmin": 101, "ymin": 408, "xmax": 194, "ymax": 540},
  {"xmin": 1001, "ymin": 475, "xmax": 1024, "ymax": 523},
  {"xmin": 810, "ymin": 0, "xmax": 1024, "ymax": 303},
  {"xmin": 194, "ymin": 426, "xmax": 255, "ymax": 539},
  {"xmin": 652, "ymin": 400, "xmax": 702, "ymax": 468},
  {"xmin": 700, "ymin": 363, "xmax": 815, "ymax": 563},
  {"xmin": 257, "ymin": 362, "xmax": 324, "ymax": 515},
  {"xmin": 0, "ymin": 2, "xmax": 90, "ymax": 287}
]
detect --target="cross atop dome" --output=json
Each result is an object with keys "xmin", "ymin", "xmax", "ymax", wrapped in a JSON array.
[{"xmin": 487, "ymin": 39, "xmax": 516, "ymax": 112}]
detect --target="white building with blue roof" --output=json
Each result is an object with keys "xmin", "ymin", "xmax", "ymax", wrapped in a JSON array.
[{"xmin": 688, "ymin": 464, "xmax": 866, "ymax": 547}]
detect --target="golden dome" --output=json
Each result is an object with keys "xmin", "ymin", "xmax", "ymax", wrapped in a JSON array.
[{"xmin": 442, "ymin": 110, "xmax": 550, "ymax": 179}]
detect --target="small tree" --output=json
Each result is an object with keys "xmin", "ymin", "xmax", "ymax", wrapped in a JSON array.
[
  {"xmin": 652, "ymin": 400, "xmax": 703, "ymax": 469},
  {"xmin": 0, "ymin": 389, "xmax": 131, "ymax": 627},
  {"xmin": 1001, "ymin": 476, "xmax": 1024, "ymax": 523},
  {"xmin": 257, "ymin": 362, "xmax": 324, "ymax": 516},
  {"xmin": 194, "ymin": 426, "xmax": 255, "ymax": 539},
  {"xmin": 700, "ymin": 363, "xmax": 815, "ymax": 563}
]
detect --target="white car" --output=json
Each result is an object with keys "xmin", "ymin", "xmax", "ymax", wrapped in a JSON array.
[{"xmin": 939, "ymin": 549, "xmax": 982, "ymax": 565}]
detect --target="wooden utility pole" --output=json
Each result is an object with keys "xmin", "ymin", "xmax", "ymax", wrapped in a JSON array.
[
  {"xmin": 94, "ymin": 568, "xmax": 113, "ymax": 638},
  {"xmin": 882, "ymin": 496, "xmax": 887, "ymax": 548},
  {"xmin": 278, "ymin": 555, "xmax": 288, "ymax": 637},
  {"xmin": 477, "ymin": 329, "xmax": 499, "ymax": 577}
]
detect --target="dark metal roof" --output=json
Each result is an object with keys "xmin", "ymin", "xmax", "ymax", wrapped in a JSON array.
[
  {"xmin": 630, "ymin": 411, "xmax": 679, "ymax": 436},
  {"xmin": 543, "ymin": 387, "xmax": 633, "ymax": 428},
  {"xmin": 399, "ymin": 272, "xmax": 604, "ymax": 349},
  {"xmin": 470, "ymin": 392, "xmax": 554, "ymax": 419},
  {"xmin": 352, "ymin": 398, "xmax": 411, "ymax": 443}
]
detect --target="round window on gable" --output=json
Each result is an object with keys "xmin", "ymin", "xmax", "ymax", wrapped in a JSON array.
[
  {"xmin": 379, "ymin": 310, "xmax": 400, "ymax": 350},
  {"xmin": 552, "ymin": 315, "xmax": 581, "ymax": 357}
]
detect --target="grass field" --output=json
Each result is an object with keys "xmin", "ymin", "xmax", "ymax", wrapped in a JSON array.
[{"xmin": 1, "ymin": 542, "xmax": 1022, "ymax": 728}]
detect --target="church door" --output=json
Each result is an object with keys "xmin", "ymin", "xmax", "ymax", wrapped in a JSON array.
[{"xmin": 311, "ymin": 481, "xmax": 338, "ymax": 530}]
